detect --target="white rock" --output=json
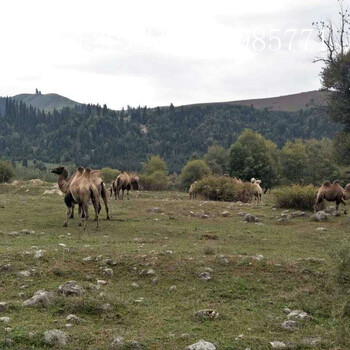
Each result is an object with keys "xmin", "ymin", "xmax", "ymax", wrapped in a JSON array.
[
  {"xmin": 23, "ymin": 290, "xmax": 51, "ymax": 307},
  {"xmin": 185, "ymin": 339, "xmax": 216, "ymax": 350},
  {"xmin": 0, "ymin": 317, "xmax": 11, "ymax": 323},
  {"xmin": 34, "ymin": 250, "xmax": 44, "ymax": 259},
  {"xmin": 18, "ymin": 270, "xmax": 31, "ymax": 277},
  {"xmin": 58, "ymin": 281, "xmax": 84, "ymax": 296},
  {"xmin": 97, "ymin": 280, "xmax": 107, "ymax": 285},
  {"xmin": 287, "ymin": 309, "xmax": 309, "ymax": 320},
  {"xmin": 281, "ymin": 320, "xmax": 298, "ymax": 331},
  {"xmin": 44, "ymin": 330, "xmax": 69, "ymax": 345},
  {"xmin": 66, "ymin": 314, "xmax": 81, "ymax": 324},
  {"xmin": 270, "ymin": 341, "xmax": 286, "ymax": 349}
]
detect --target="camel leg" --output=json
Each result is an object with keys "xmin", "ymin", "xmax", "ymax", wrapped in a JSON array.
[
  {"xmin": 93, "ymin": 202, "xmax": 100, "ymax": 229},
  {"xmin": 127, "ymin": 189, "xmax": 130, "ymax": 200},
  {"xmin": 340, "ymin": 198, "xmax": 347, "ymax": 214},
  {"xmin": 63, "ymin": 207, "xmax": 71, "ymax": 227},
  {"xmin": 78, "ymin": 204, "xmax": 84, "ymax": 226},
  {"xmin": 101, "ymin": 188, "xmax": 110, "ymax": 220},
  {"xmin": 314, "ymin": 196, "xmax": 323, "ymax": 213},
  {"xmin": 82, "ymin": 203, "xmax": 89, "ymax": 230},
  {"xmin": 70, "ymin": 204, "xmax": 74, "ymax": 219},
  {"xmin": 121, "ymin": 189, "xmax": 124, "ymax": 200}
]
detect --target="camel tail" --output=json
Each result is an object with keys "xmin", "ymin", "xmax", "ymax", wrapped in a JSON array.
[
  {"xmin": 101, "ymin": 181, "xmax": 107, "ymax": 200},
  {"xmin": 90, "ymin": 187, "xmax": 101, "ymax": 214}
]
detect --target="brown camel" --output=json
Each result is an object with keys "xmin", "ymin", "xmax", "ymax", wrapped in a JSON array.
[
  {"xmin": 51, "ymin": 166, "xmax": 110, "ymax": 220},
  {"xmin": 130, "ymin": 174, "xmax": 140, "ymax": 190},
  {"xmin": 113, "ymin": 172, "xmax": 131, "ymax": 200},
  {"xmin": 189, "ymin": 181, "xmax": 197, "ymax": 200},
  {"xmin": 66, "ymin": 167, "xmax": 101, "ymax": 229},
  {"xmin": 314, "ymin": 180, "xmax": 347, "ymax": 214},
  {"xmin": 344, "ymin": 184, "xmax": 350, "ymax": 200}
]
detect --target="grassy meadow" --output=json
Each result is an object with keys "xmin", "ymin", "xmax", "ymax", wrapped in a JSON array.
[{"xmin": 0, "ymin": 181, "xmax": 349, "ymax": 349}]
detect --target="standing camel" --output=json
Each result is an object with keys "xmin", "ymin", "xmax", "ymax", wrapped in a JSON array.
[
  {"xmin": 51, "ymin": 166, "xmax": 110, "ymax": 220},
  {"xmin": 314, "ymin": 180, "xmax": 347, "ymax": 214},
  {"xmin": 67, "ymin": 167, "xmax": 101, "ymax": 229},
  {"xmin": 113, "ymin": 172, "xmax": 131, "ymax": 200}
]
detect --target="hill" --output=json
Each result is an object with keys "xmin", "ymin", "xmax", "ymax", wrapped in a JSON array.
[
  {"xmin": 12, "ymin": 92, "xmax": 81, "ymax": 112},
  {"xmin": 188, "ymin": 90, "xmax": 327, "ymax": 112}
]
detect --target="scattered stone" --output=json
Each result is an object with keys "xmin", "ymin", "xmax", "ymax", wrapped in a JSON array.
[
  {"xmin": 287, "ymin": 310, "xmax": 309, "ymax": 320},
  {"xmin": 283, "ymin": 307, "xmax": 291, "ymax": 314},
  {"xmin": 0, "ymin": 317, "xmax": 11, "ymax": 323},
  {"xmin": 324, "ymin": 206, "xmax": 336, "ymax": 215},
  {"xmin": 103, "ymin": 268, "xmax": 113, "ymax": 277},
  {"xmin": 146, "ymin": 269, "xmax": 155, "ymax": 275},
  {"xmin": 20, "ymin": 229, "xmax": 31, "ymax": 235},
  {"xmin": 66, "ymin": 314, "xmax": 81, "ymax": 324},
  {"xmin": 198, "ymin": 272, "xmax": 211, "ymax": 281},
  {"xmin": 194, "ymin": 309, "xmax": 219, "ymax": 320},
  {"xmin": 18, "ymin": 270, "xmax": 31, "ymax": 278},
  {"xmin": 244, "ymin": 213, "xmax": 257, "ymax": 223},
  {"xmin": 300, "ymin": 337, "xmax": 321, "ymax": 347},
  {"xmin": 270, "ymin": 341, "xmax": 286, "ymax": 349},
  {"xmin": 44, "ymin": 330, "xmax": 69, "ymax": 346},
  {"xmin": 151, "ymin": 207, "xmax": 163, "ymax": 213},
  {"xmin": 110, "ymin": 334, "xmax": 124, "ymax": 348},
  {"xmin": 201, "ymin": 213, "xmax": 210, "ymax": 219},
  {"xmin": 281, "ymin": 320, "xmax": 298, "ymax": 332},
  {"xmin": 169, "ymin": 285, "xmax": 176, "ymax": 291},
  {"xmin": 297, "ymin": 257, "xmax": 325, "ymax": 263},
  {"xmin": 58, "ymin": 281, "xmax": 84, "ymax": 296},
  {"xmin": 316, "ymin": 227, "xmax": 327, "ymax": 232},
  {"xmin": 8, "ymin": 231, "xmax": 19, "ymax": 236},
  {"xmin": 185, "ymin": 339, "xmax": 216, "ymax": 350},
  {"xmin": 252, "ymin": 254, "xmax": 264, "ymax": 261},
  {"xmin": 291, "ymin": 211, "xmax": 306, "ymax": 217},
  {"xmin": 165, "ymin": 250, "xmax": 173, "ymax": 255},
  {"xmin": 23, "ymin": 290, "xmax": 51, "ymax": 307},
  {"xmin": 131, "ymin": 282, "xmax": 139, "ymax": 288},
  {"xmin": 83, "ymin": 256, "xmax": 93, "ymax": 262},
  {"xmin": 218, "ymin": 255, "xmax": 229, "ymax": 265},
  {"xmin": 190, "ymin": 211, "xmax": 197, "ymax": 217},
  {"xmin": 98, "ymin": 303, "xmax": 111, "ymax": 312},
  {"xmin": 65, "ymin": 323, "xmax": 73, "ymax": 328},
  {"xmin": 222, "ymin": 211, "xmax": 230, "ymax": 217},
  {"xmin": 97, "ymin": 280, "xmax": 107, "ymax": 285},
  {"xmin": 237, "ymin": 211, "xmax": 246, "ymax": 216},
  {"xmin": 58, "ymin": 243, "xmax": 67, "ymax": 247},
  {"xmin": 310, "ymin": 211, "xmax": 327, "ymax": 222},
  {"xmin": 0, "ymin": 302, "xmax": 7, "ymax": 312},
  {"xmin": 278, "ymin": 217, "xmax": 289, "ymax": 223},
  {"xmin": 151, "ymin": 277, "xmax": 158, "ymax": 284},
  {"xmin": 95, "ymin": 255, "xmax": 103, "ymax": 261},
  {"xmin": 181, "ymin": 333, "xmax": 190, "ymax": 338},
  {"xmin": 34, "ymin": 250, "xmax": 44, "ymax": 259}
]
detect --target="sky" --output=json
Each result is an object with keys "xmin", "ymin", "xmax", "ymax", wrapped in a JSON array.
[{"xmin": 0, "ymin": 0, "xmax": 342, "ymax": 110}]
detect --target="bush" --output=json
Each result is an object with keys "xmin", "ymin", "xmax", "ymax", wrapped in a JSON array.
[
  {"xmin": 140, "ymin": 171, "xmax": 169, "ymax": 191},
  {"xmin": 142, "ymin": 156, "xmax": 168, "ymax": 175},
  {"xmin": 100, "ymin": 167, "xmax": 120, "ymax": 183},
  {"xmin": 0, "ymin": 161, "xmax": 15, "ymax": 183},
  {"xmin": 193, "ymin": 176, "xmax": 255, "ymax": 202},
  {"xmin": 273, "ymin": 184, "xmax": 319, "ymax": 210},
  {"xmin": 181, "ymin": 160, "xmax": 212, "ymax": 189},
  {"xmin": 333, "ymin": 241, "xmax": 350, "ymax": 284}
]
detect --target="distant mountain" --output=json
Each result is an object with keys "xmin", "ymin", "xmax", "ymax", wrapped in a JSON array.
[
  {"xmin": 188, "ymin": 90, "xmax": 327, "ymax": 112},
  {"xmin": 12, "ymin": 93, "xmax": 81, "ymax": 112}
]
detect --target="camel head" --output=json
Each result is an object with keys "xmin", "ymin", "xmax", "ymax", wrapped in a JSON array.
[
  {"xmin": 51, "ymin": 166, "xmax": 66, "ymax": 175},
  {"xmin": 256, "ymin": 180, "xmax": 262, "ymax": 185}
]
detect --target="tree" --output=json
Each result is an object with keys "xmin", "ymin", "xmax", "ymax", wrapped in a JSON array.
[
  {"xmin": 204, "ymin": 144, "xmax": 229, "ymax": 175},
  {"xmin": 180, "ymin": 159, "xmax": 211, "ymax": 189},
  {"xmin": 142, "ymin": 156, "xmax": 168, "ymax": 175},
  {"xmin": 0, "ymin": 161, "xmax": 15, "ymax": 183},
  {"xmin": 314, "ymin": 0, "xmax": 350, "ymax": 163},
  {"xmin": 100, "ymin": 167, "xmax": 120, "ymax": 183},
  {"xmin": 22, "ymin": 159, "xmax": 28, "ymax": 167}
]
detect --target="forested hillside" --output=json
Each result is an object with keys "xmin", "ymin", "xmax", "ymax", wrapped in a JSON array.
[{"xmin": 0, "ymin": 97, "xmax": 339, "ymax": 172}]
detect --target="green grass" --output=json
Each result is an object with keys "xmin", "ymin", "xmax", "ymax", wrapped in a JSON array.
[{"xmin": 0, "ymin": 182, "xmax": 349, "ymax": 349}]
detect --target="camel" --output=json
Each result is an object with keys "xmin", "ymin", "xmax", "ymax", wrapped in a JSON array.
[
  {"xmin": 344, "ymin": 184, "xmax": 350, "ymax": 200},
  {"xmin": 113, "ymin": 172, "xmax": 131, "ymax": 200},
  {"xmin": 51, "ymin": 166, "xmax": 110, "ymax": 220},
  {"xmin": 189, "ymin": 181, "xmax": 197, "ymax": 200},
  {"xmin": 130, "ymin": 174, "xmax": 140, "ymax": 190},
  {"xmin": 66, "ymin": 167, "xmax": 101, "ymax": 229},
  {"xmin": 314, "ymin": 180, "xmax": 347, "ymax": 214},
  {"xmin": 251, "ymin": 178, "xmax": 263, "ymax": 204}
]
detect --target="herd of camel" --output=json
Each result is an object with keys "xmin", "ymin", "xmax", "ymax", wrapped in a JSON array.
[{"xmin": 50, "ymin": 166, "xmax": 350, "ymax": 229}]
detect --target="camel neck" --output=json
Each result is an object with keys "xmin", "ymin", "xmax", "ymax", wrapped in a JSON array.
[{"xmin": 58, "ymin": 169, "xmax": 70, "ymax": 192}]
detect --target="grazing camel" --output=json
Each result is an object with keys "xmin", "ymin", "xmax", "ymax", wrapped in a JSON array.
[
  {"xmin": 51, "ymin": 166, "xmax": 110, "ymax": 220},
  {"xmin": 344, "ymin": 184, "xmax": 350, "ymax": 200},
  {"xmin": 67, "ymin": 167, "xmax": 101, "ymax": 229},
  {"xmin": 130, "ymin": 174, "xmax": 140, "ymax": 190},
  {"xmin": 251, "ymin": 178, "xmax": 263, "ymax": 204},
  {"xmin": 189, "ymin": 181, "xmax": 197, "ymax": 200},
  {"xmin": 114, "ymin": 172, "xmax": 131, "ymax": 199},
  {"xmin": 314, "ymin": 180, "xmax": 347, "ymax": 214}
]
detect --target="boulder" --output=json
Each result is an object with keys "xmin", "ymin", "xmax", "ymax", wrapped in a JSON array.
[
  {"xmin": 194, "ymin": 309, "xmax": 219, "ymax": 320},
  {"xmin": 44, "ymin": 330, "xmax": 69, "ymax": 346},
  {"xmin": 185, "ymin": 339, "xmax": 216, "ymax": 350},
  {"xmin": 23, "ymin": 290, "xmax": 51, "ymax": 307},
  {"xmin": 58, "ymin": 281, "xmax": 84, "ymax": 296}
]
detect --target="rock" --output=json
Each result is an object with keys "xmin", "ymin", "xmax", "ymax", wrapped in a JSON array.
[
  {"xmin": 151, "ymin": 277, "xmax": 158, "ymax": 284},
  {"xmin": 20, "ymin": 229, "xmax": 31, "ymax": 235},
  {"xmin": 151, "ymin": 207, "xmax": 163, "ymax": 213},
  {"xmin": 237, "ymin": 211, "xmax": 246, "ymax": 216},
  {"xmin": 291, "ymin": 211, "xmax": 306, "ymax": 217},
  {"xmin": 44, "ymin": 330, "xmax": 69, "ymax": 346},
  {"xmin": 66, "ymin": 314, "xmax": 81, "ymax": 324},
  {"xmin": 281, "ymin": 320, "xmax": 298, "ymax": 332},
  {"xmin": 278, "ymin": 217, "xmax": 289, "ymax": 223},
  {"xmin": 126, "ymin": 341, "xmax": 146, "ymax": 349},
  {"xmin": 58, "ymin": 281, "xmax": 84, "ymax": 296},
  {"xmin": 98, "ymin": 303, "xmax": 111, "ymax": 312},
  {"xmin": 270, "ymin": 341, "xmax": 286, "ymax": 349},
  {"xmin": 169, "ymin": 285, "xmax": 177, "ymax": 291},
  {"xmin": 316, "ymin": 227, "xmax": 327, "ymax": 232},
  {"xmin": 244, "ymin": 213, "xmax": 257, "ymax": 223},
  {"xmin": 18, "ymin": 270, "xmax": 31, "ymax": 278},
  {"xmin": 23, "ymin": 290, "xmax": 51, "ymax": 307},
  {"xmin": 201, "ymin": 213, "xmax": 210, "ymax": 219},
  {"xmin": 324, "ymin": 206, "xmax": 336, "ymax": 214},
  {"xmin": 0, "ymin": 302, "xmax": 7, "ymax": 312},
  {"xmin": 110, "ymin": 335, "xmax": 124, "ymax": 348},
  {"xmin": 222, "ymin": 211, "xmax": 230, "ymax": 217},
  {"xmin": 131, "ymin": 282, "xmax": 139, "ymax": 288},
  {"xmin": 97, "ymin": 280, "xmax": 107, "ymax": 285},
  {"xmin": 252, "ymin": 254, "xmax": 264, "ymax": 261},
  {"xmin": 34, "ymin": 250, "xmax": 44, "ymax": 259},
  {"xmin": 194, "ymin": 309, "xmax": 219, "ymax": 320},
  {"xmin": 185, "ymin": 339, "xmax": 216, "ymax": 350},
  {"xmin": 297, "ymin": 257, "xmax": 325, "ymax": 263},
  {"xmin": 198, "ymin": 272, "xmax": 211, "ymax": 281},
  {"xmin": 0, "ymin": 317, "xmax": 11, "ymax": 323},
  {"xmin": 219, "ymin": 255, "xmax": 229, "ymax": 265},
  {"xmin": 300, "ymin": 337, "xmax": 321, "ymax": 347},
  {"xmin": 83, "ymin": 256, "xmax": 93, "ymax": 262},
  {"xmin": 310, "ymin": 211, "xmax": 327, "ymax": 222},
  {"xmin": 287, "ymin": 310, "xmax": 309, "ymax": 320},
  {"xmin": 283, "ymin": 307, "xmax": 291, "ymax": 314},
  {"xmin": 103, "ymin": 268, "xmax": 114, "ymax": 277}
]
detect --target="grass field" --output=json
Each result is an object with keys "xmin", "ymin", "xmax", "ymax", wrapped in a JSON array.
[{"xmin": 0, "ymin": 181, "xmax": 349, "ymax": 349}]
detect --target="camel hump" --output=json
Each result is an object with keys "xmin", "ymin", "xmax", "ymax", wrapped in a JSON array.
[
  {"xmin": 77, "ymin": 166, "xmax": 84, "ymax": 173},
  {"xmin": 322, "ymin": 180, "xmax": 331, "ymax": 187},
  {"xmin": 344, "ymin": 183, "xmax": 350, "ymax": 191},
  {"xmin": 83, "ymin": 167, "xmax": 92, "ymax": 178},
  {"xmin": 332, "ymin": 180, "xmax": 340, "ymax": 185}
]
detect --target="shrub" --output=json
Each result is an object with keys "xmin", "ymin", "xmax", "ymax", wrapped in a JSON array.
[
  {"xmin": 0, "ymin": 161, "xmax": 15, "ymax": 183},
  {"xmin": 273, "ymin": 184, "xmax": 319, "ymax": 210},
  {"xmin": 333, "ymin": 240, "xmax": 350, "ymax": 285},
  {"xmin": 100, "ymin": 167, "xmax": 120, "ymax": 183},
  {"xmin": 193, "ymin": 176, "xmax": 255, "ymax": 202},
  {"xmin": 142, "ymin": 156, "xmax": 168, "ymax": 175},
  {"xmin": 181, "ymin": 160, "xmax": 212, "ymax": 189},
  {"xmin": 140, "ymin": 171, "xmax": 169, "ymax": 191}
]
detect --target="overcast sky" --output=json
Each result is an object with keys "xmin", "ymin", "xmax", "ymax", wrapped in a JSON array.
[{"xmin": 0, "ymin": 0, "xmax": 342, "ymax": 109}]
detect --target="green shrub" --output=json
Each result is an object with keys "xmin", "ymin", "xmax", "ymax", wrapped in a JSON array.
[
  {"xmin": 181, "ymin": 160, "xmax": 212, "ymax": 189},
  {"xmin": 273, "ymin": 184, "xmax": 318, "ymax": 210},
  {"xmin": 0, "ymin": 161, "xmax": 15, "ymax": 183},
  {"xmin": 333, "ymin": 241, "xmax": 350, "ymax": 285},
  {"xmin": 100, "ymin": 167, "xmax": 120, "ymax": 183},
  {"xmin": 140, "ymin": 171, "xmax": 169, "ymax": 191},
  {"xmin": 193, "ymin": 176, "xmax": 254, "ymax": 202}
]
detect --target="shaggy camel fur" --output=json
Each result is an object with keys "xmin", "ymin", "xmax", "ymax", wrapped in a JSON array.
[
  {"xmin": 251, "ymin": 178, "xmax": 263, "ymax": 204},
  {"xmin": 67, "ymin": 167, "xmax": 101, "ymax": 229},
  {"xmin": 114, "ymin": 172, "xmax": 131, "ymax": 200},
  {"xmin": 51, "ymin": 166, "xmax": 110, "ymax": 220},
  {"xmin": 344, "ymin": 184, "xmax": 350, "ymax": 200},
  {"xmin": 130, "ymin": 174, "xmax": 140, "ymax": 190},
  {"xmin": 189, "ymin": 181, "xmax": 197, "ymax": 200},
  {"xmin": 314, "ymin": 180, "xmax": 347, "ymax": 214}
]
